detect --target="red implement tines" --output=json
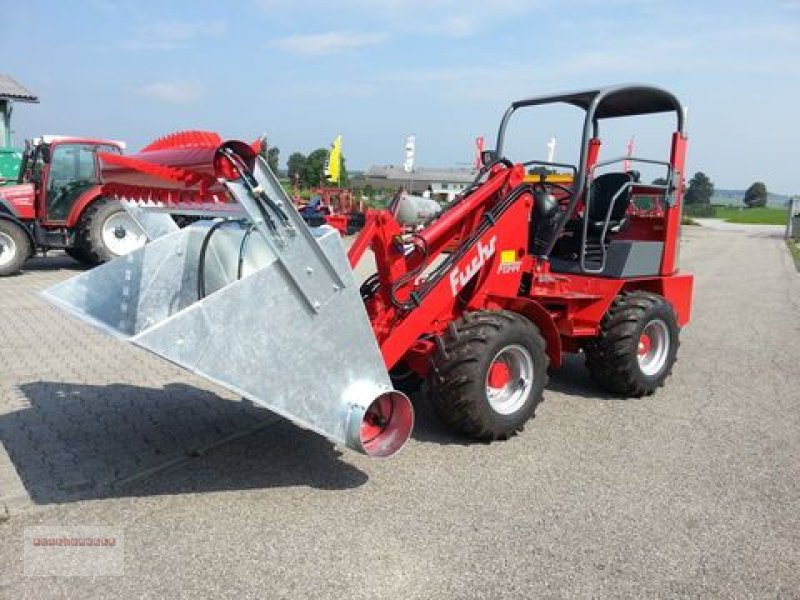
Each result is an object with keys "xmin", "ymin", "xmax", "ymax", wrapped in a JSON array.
[
  {"xmin": 98, "ymin": 152, "xmax": 217, "ymax": 189},
  {"xmin": 141, "ymin": 130, "xmax": 223, "ymax": 152}
]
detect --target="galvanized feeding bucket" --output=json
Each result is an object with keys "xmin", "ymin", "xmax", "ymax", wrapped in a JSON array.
[{"xmin": 42, "ymin": 142, "xmax": 413, "ymax": 457}]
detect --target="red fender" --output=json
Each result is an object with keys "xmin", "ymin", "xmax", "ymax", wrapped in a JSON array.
[
  {"xmin": 494, "ymin": 296, "xmax": 563, "ymax": 368},
  {"xmin": 64, "ymin": 185, "xmax": 105, "ymax": 227}
]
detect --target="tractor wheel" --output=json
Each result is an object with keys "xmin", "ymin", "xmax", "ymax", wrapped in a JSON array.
[
  {"xmin": 0, "ymin": 220, "xmax": 32, "ymax": 276},
  {"xmin": 75, "ymin": 199, "xmax": 147, "ymax": 264},
  {"xmin": 584, "ymin": 291, "xmax": 679, "ymax": 396},
  {"xmin": 427, "ymin": 310, "xmax": 548, "ymax": 440}
]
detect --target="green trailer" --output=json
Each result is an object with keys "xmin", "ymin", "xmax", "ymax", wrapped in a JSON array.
[{"xmin": 0, "ymin": 147, "xmax": 22, "ymax": 185}]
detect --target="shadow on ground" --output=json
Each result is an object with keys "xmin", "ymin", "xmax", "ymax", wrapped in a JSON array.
[
  {"xmin": 547, "ymin": 354, "xmax": 616, "ymax": 400},
  {"xmin": 1, "ymin": 382, "xmax": 367, "ymax": 506},
  {"xmin": 3, "ymin": 357, "xmax": 613, "ymax": 505},
  {"xmin": 22, "ymin": 254, "xmax": 87, "ymax": 273}
]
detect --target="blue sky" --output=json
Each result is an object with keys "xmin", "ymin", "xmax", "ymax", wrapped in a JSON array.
[{"xmin": 2, "ymin": 0, "xmax": 798, "ymax": 192}]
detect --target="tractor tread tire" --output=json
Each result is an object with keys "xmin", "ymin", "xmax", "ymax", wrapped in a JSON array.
[
  {"xmin": 0, "ymin": 219, "xmax": 32, "ymax": 276},
  {"xmin": 427, "ymin": 310, "xmax": 548, "ymax": 441},
  {"xmin": 74, "ymin": 199, "xmax": 139, "ymax": 265},
  {"xmin": 584, "ymin": 290, "xmax": 679, "ymax": 397},
  {"xmin": 73, "ymin": 200, "xmax": 107, "ymax": 265}
]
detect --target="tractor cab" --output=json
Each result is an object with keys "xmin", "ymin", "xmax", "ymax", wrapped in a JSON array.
[
  {"xmin": 20, "ymin": 136, "xmax": 125, "ymax": 224},
  {"xmin": 491, "ymin": 84, "xmax": 687, "ymax": 279}
]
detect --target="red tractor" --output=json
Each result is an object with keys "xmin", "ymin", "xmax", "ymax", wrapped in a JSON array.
[
  {"xmin": 349, "ymin": 83, "xmax": 693, "ymax": 437},
  {"xmin": 0, "ymin": 135, "xmax": 146, "ymax": 275}
]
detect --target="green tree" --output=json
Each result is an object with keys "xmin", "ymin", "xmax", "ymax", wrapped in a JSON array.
[
  {"xmin": 256, "ymin": 136, "xmax": 280, "ymax": 174},
  {"xmin": 743, "ymin": 181, "xmax": 768, "ymax": 208},
  {"xmin": 338, "ymin": 155, "xmax": 349, "ymax": 187},
  {"xmin": 304, "ymin": 148, "xmax": 329, "ymax": 187},
  {"xmin": 267, "ymin": 147, "xmax": 280, "ymax": 174},
  {"xmin": 685, "ymin": 171, "xmax": 714, "ymax": 205},
  {"xmin": 287, "ymin": 152, "xmax": 307, "ymax": 185}
]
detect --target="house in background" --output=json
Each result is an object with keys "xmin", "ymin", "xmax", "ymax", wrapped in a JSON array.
[
  {"xmin": 0, "ymin": 74, "xmax": 38, "ymax": 147},
  {"xmin": 364, "ymin": 165, "xmax": 477, "ymax": 202}
]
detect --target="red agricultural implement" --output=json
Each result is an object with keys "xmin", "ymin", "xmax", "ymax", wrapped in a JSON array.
[
  {"xmin": 43, "ymin": 84, "xmax": 693, "ymax": 457},
  {"xmin": 296, "ymin": 187, "xmax": 365, "ymax": 236}
]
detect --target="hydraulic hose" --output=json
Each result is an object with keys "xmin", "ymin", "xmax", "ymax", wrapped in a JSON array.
[
  {"xmin": 236, "ymin": 224, "xmax": 257, "ymax": 280},
  {"xmin": 197, "ymin": 219, "xmax": 231, "ymax": 300}
]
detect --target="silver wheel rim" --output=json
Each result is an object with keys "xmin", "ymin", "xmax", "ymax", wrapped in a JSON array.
[
  {"xmin": 0, "ymin": 232, "xmax": 17, "ymax": 268},
  {"xmin": 101, "ymin": 211, "xmax": 146, "ymax": 256},
  {"xmin": 637, "ymin": 319, "xmax": 670, "ymax": 377},
  {"xmin": 485, "ymin": 344, "xmax": 535, "ymax": 415}
]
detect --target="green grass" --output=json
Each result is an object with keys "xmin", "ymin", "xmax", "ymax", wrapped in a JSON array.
[{"xmin": 713, "ymin": 206, "xmax": 788, "ymax": 225}]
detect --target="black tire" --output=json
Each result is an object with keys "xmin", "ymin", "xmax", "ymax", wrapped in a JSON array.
[
  {"xmin": 75, "ymin": 199, "xmax": 145, "ymax": 264},
  {"xmin": 584, "ymin": 291, "xmax": 679, "ymax": 396},
  {"xmin": 0, "ymin": 219, "xmax": 32, "ymax": 276},
  {"xmin": 427, "ymin": 310, "xmax": 549, "ymax": 440}
]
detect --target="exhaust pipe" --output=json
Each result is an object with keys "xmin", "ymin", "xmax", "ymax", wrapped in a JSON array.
[{"xmin": 42, "ymin": 144, "xmax": 413, "ymax": 457}]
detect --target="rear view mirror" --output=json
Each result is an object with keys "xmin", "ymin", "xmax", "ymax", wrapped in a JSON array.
[{"xmin": 481, "ymin": 150, "xmax": 497, "ymax": 166}]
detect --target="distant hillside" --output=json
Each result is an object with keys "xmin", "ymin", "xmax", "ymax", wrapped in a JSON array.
[{"xmin": 712, "ymin": 189, "xmax": 792, "ymax": 208}]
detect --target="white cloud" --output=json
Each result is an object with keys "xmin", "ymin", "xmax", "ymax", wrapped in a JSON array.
[
  {"xmin": 123, "ymin": 19, "xmax": 227, "ymax": 50},
  {"xmin": 255, "ymin": 0, "xmax": 538, "ymax": 39},
  {"xmin": 271, "ymin": 31, "xmax": 388, "ymax": 56},
  {"xmin": 136, "ymin": 82, "xmax": 204, "ymax": 104},
  {"xmin": 443, "ymin": 15, "xmax": 477, "ymax": 38}
]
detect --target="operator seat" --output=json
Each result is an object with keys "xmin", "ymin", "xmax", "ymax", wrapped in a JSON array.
[
  {"xmin": 585, "ymin": 171, "xmax": 635, "ymax": 239},
  {"xmin": 550, "ymin": 171, "xmax": 635, "ymax": 264}
]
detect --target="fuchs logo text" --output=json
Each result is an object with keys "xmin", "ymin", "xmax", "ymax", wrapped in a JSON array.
[{"xmin": 450, "ymin": 236, "xmax": 497, "ymax": 296}]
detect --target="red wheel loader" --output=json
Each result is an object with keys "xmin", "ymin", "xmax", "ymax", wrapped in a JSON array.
[
  {"xmin": 43, "ymin": 84, "xmax": 693, "ymax": 458},
  {"xmin": 0, "ymin": 136, "xmax": 150, "ymax": 275}
]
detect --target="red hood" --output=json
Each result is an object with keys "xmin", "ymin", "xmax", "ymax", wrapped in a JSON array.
[{"xmin": 0, "ymin": 183, "xmax": 36, "ymax": 219}]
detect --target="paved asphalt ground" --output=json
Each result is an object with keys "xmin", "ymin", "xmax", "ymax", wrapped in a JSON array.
[{"xmin": 1, "ymin": 222, "xmax": 798, "ymax": 598}]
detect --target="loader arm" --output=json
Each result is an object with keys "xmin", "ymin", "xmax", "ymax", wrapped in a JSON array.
[{"xmin": 351, "ymin": 162, "xmax": 538, "ymax": 370}]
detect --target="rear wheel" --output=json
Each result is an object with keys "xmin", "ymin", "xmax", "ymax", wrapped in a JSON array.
[
  {"xmin": 75, "ymin": 200, "xmax": 146, "ymax": 264},
  {"xmin": 0, "ymin": 220, "xmax": 32, "ymax": 276},
  {"xmin": 427, "ymin": 310, "xmax": 548, "ymax": 440},
  {"xmin": 584, "ymin": 291, "xmax": 679, "ymax": 396}
]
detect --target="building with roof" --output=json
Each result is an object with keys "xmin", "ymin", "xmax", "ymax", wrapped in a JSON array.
[
  {"xmin": 0, "ymin": 74, "xmax": 39, "ymax": 147},
  {"xmin": 364, "ymin": 165, "xmax": 477, "ymax": 202}
]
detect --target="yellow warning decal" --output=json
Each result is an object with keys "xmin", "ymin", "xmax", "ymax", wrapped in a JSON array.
[{"xmin": 500, "ymin": 250, "xmax": 517, "ymax": 264}]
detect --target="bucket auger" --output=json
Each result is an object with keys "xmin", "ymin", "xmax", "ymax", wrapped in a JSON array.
[{"xmin": 42, "ymin": 141, "xmax": 414, "ymax": 458}]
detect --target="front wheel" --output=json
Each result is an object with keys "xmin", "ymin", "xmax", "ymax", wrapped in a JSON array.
[
  {"xmin": 584, "ymin": 291, "xmax": 680, "ymax": 396},
  {"xmin": 0, "ymin": 220, "xmax": 32, "ymax": 276},
  {"xmin": 427, "ymin": 310, "xmax": 549, "ymax": 440},
  {"xmin": 76, "ymin": 200, "xmax": 147, "ymax": 264}
]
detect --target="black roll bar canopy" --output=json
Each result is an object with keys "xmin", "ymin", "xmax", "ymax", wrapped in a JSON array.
[
  {"xmin": 495, "ymin": 83, "xmax": 686, "ymax": 158},
  {"xmin": 493, "ymin": 83, "xmax": 687, "ymax": 257}
]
